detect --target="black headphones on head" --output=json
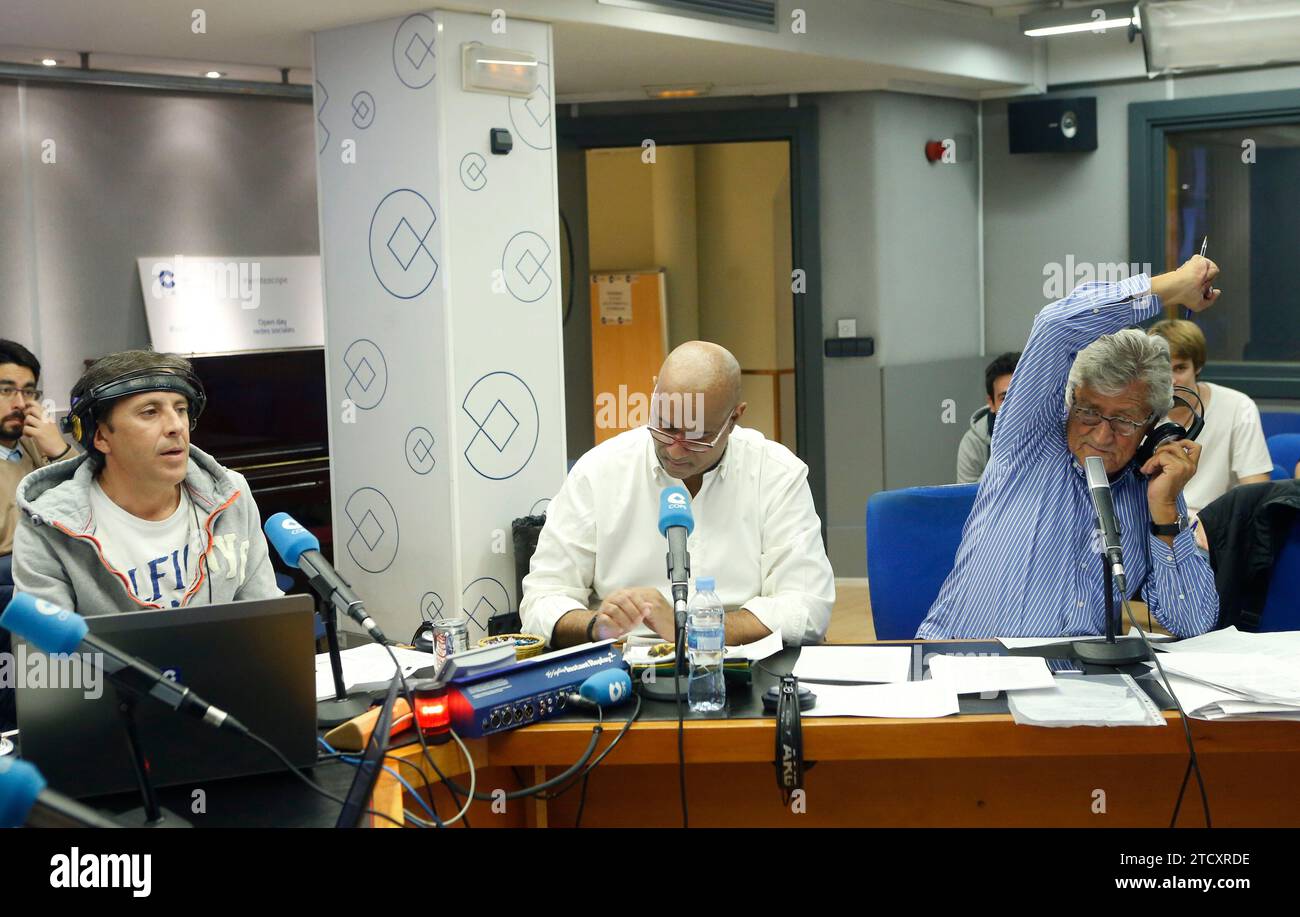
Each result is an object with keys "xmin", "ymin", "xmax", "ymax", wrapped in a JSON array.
[
  {"xmin": 63, "ymin": 368, "xmax": 207, "ymax": 451},
  {"xmin": 1133, "ymin": 384, "xmax": 1205, "ymax": 469}
]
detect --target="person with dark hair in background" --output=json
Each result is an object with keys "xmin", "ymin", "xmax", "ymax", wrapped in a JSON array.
[
  {"xmin": 12, "ymin": 350, "xmax": 281, "ymax": 616},
  {"xmin": 957, "ymin": 351, "xmax": 1020, "ymax": 484},
  {"xmin": 0, "ymin": 339, "xmax": 76, "ymax": 731}
]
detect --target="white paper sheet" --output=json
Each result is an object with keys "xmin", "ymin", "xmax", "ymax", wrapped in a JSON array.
[
  {"xmin": 927, "ymin": 654, "xmax": 1056, "ymax": 694},
  {"xmin": 790, "ymin": 645, "xmax": 912, "ymax": 684},
  {"xmin": 803, "ymin": 678, "xmax": 959, "ymax": 718},
  {"xmin": 314, "ymin": 643, "xmax": 437, "ymax": 701}
]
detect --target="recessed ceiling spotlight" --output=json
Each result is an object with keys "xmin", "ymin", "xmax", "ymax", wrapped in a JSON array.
[
  {"xmin": 40, "ymin": 58, "xmax": 59, "ymax": 67},
  {"xmin": 205, "ymin": 70, "xmax": 223, "ymax": 79}
]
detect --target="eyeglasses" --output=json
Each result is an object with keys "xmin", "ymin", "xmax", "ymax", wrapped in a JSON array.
[
  {"xmin": 0, "ymin": 385, "xmax": 41, "ymax": 400},
  {"xmin": 647, "ymin": 411, "xmax": 737, "ymax": 453},
  {"xmin": 1070, "ymin": 405, "xmax": 1150, "ymax": 438}
]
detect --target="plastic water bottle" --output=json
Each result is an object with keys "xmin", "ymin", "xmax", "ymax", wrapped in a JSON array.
[{"xmin": 687, "ymin": 577, "xmax": 726, "ymax": 712}]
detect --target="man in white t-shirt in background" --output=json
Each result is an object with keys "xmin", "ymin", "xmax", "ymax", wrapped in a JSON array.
[
  {"xmin": 14, "ymin": 350, "xmax": 282, "ymax": 614},
  {"xmin": 1148, "ymin": 319, "xmax": 1272, "ymax": 520}
]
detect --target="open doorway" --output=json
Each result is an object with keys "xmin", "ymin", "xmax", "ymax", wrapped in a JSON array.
[
  {"xmin": 583, "ymin": 140, "xmax": 796, "ymax": 452},
  {"xmin": 556, "ymin": 106, "xmax": 824, "ymax": 522}
]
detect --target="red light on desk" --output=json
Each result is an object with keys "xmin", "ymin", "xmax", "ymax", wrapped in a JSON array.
[{"xmin": 413, "ymin": 681, "xmax": 452, "ymax": 743}]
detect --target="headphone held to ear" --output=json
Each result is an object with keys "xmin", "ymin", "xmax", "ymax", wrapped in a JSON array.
[{"xmin": 1134, "ymin": 384, "xmax": 1205, "ymax": 470}]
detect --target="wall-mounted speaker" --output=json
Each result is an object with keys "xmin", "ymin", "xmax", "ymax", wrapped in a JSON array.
[{"xmin": 1008, "ymin": 96, "xmax": 1097, "ymax": 154}]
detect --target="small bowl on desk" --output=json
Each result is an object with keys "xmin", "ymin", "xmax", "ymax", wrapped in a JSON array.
[{"xmin": 477, "ymin": 633, "xmax": 546, "ymax": 661}]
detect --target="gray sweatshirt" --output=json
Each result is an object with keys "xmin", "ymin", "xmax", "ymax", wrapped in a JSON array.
[
  {"xmin": 956, "ymin": 406, "xmax": 994, "ymax": 485},
  {"xmin": 13, "ymin": 445, "xmax": 282, "ymax": 615}
]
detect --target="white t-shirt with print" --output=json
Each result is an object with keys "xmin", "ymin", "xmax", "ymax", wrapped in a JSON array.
[
  {"xmin": 1182, "ymin": 382, "xmax": 1273, "ymax": 517},
  {"xmin": 88, "ymin": 482, "xmax": 206, "ymax": 607}
]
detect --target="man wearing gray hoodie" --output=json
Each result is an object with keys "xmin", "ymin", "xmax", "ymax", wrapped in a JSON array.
[
  {"xmin": 956, "ymin": 352, "xmax": 1019, "ymax": 485},
  {"xmin": 12, "ymin": 351, "xmax": 281, "ymax": 615}
]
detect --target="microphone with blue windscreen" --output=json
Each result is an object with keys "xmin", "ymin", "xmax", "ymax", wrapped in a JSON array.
[
  {"xmin": 0, "ymin": 592, "xmax": 87, "ymax": 654},
  {"xmin": 1, "ymin": 592, "xmax": 245, "ymax": 734},
  {"xmin": 571, "ymin": 667, "xmax": 633, "ymax": 710},
  {"xmin": 264, "ymin": 512, "xmax": 385, "ymax": 644},
  {"xmin": 658, "ymin": 485, "xmax": 694, "ymax": 610},
  {"xmin": 1, "ymin": 757, "xmax": 121, "ymax": 828}
]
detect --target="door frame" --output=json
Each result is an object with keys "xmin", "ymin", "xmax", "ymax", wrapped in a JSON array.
[{"xmin": 557, "ymin": 106, "xmax": 828, "ymax": 524}]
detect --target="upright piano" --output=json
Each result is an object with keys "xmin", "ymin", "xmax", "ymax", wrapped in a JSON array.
[{"xmin": 188, "ymin": 349, "xmax": 334, "ymax": 561}]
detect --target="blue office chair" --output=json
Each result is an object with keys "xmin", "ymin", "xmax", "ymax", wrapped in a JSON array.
[
  {"xmin": 1267, "ymin": 434, "xmax": 1300, "ymax": 481},
  {"xmin": 1260, "ymin": 412, "xmax": 1300, "ymax": 440},
  {"xmin": 1259, "ymin": 516, "xmax": 1300, "ymax": 632},
  {"xmin": 866, "ymin": 483, "xmax": 979, "ymax": 640}
]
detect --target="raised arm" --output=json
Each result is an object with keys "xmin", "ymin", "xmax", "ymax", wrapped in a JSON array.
[{"xmin": 991, "ymin": 274, "xmax": 1162, "ymax": 463}]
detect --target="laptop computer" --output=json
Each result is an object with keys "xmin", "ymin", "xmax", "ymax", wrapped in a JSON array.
[{"xmin": 14, "ymin": 595, "xmax": 317, "ymax": 799}]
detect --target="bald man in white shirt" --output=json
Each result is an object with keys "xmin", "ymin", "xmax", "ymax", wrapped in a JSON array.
[{"xmin": 521, "ymin": 341, "xmax": 835, "ymax": 649}]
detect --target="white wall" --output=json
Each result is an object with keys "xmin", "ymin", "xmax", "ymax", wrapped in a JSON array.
[
  {"xmin": 314, "ymin": 9, "xmax": 566, "ymax": 641},
  {"xmin": 815, "ymin": 90, "xmax": 981, "ymax": 573}
]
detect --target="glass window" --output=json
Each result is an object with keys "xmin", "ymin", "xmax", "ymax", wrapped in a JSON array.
[{"xmin": 1165, "ymin": 124, "xmax": 1300, "ymax": 363}]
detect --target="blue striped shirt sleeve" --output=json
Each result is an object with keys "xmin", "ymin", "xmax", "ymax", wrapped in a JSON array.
[
  {"xmin": 1142, "ymin": 499, "xmax": 1220, "ymax": 638},
  {"xmin": 991, "ymin": 274, "xmax": 1161, "ymax": 466}
]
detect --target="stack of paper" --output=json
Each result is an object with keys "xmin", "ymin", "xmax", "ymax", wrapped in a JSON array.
[
  {"xmin": 1147, "ymin": 646, "xmax": 1300, "ymax": 721},
  {"xmin": 1007, "ymin": 674, "xmax": 1166, "ymax": 728},
  {"xmin": 314, "ymin": 644, "xmax": 437, "ymax": 701}
]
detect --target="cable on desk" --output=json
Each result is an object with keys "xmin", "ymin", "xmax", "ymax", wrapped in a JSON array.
[
  {"xmin": 444, "ymin": 708, "xmax": 604, "ymax": 802},
  {"xmin": 318, "ymin": 736, "xmax": 443, "ymax": 827},
  {"xmin": 510, "ymin": 694, "xmax": 644, "ymax": 804},
  {"xmin": 379, "ymin": 641, "xmax": 474, "ymax": 828},
  {"xmin": 1121, "ymin": 596, "xmax": 1212, "ymax": 828},
  {"xmin": 573, "ymin": 694, "xmax": 642, "ymax": 826},
  {"xmin": 239, "ymin": 728, "xmax": 405, "ymax": 829},
  {"xmin": 674, "ymin": 619, "xmax": 689, "ymax": 829}
]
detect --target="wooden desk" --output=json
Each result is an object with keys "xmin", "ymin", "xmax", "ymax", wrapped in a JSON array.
[{"xmin": 375, "ymin": 710, "xmax": 1300, "ymax": 828}]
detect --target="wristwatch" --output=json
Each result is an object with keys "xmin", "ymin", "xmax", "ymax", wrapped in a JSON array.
[
  {"xmin": 1150, "ymin": 514, "xmax": 1188, "ymax": 537},
  {"xmin": 586, "ymin": 614, "xmax": 600, "ymax": 643}
]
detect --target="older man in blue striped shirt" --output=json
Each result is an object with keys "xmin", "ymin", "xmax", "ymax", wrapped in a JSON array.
[{"xmin": 918, "ymin": 257, "xmax": 1222, "ymax": 639}]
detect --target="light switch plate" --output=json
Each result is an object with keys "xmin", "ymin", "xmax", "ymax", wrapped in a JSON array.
[{"xmin": 837, "ymin": 319, "xmax": 857, "ymax": 338}]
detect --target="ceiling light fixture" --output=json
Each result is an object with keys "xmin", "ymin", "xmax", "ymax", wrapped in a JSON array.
[
  {"xmin": 40, "ymin": 58, "xmax": 59, "ymax": 67},
  {"xmin": 1021, "ymin": 2, "xmax": 1135, "ymax": 37},
  {"xmin": 644, "ymin": 83, "xmax": 713, "ymax": 100},
  {"xmin": 205, "ymin": 70, "xmax": 222, "ymax": 79}
]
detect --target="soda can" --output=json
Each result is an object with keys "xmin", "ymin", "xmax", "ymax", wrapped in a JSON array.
[{"xmin": 434, "ymin": 617, "xmax": 470, "ymax": 672}]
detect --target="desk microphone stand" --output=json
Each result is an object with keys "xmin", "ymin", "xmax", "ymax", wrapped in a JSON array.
[
  {"xmin": 1073, "ymin": 555, "xmax": 1149, "ymax": 666},
  {"xmin": 317, "ymin": 595, "xmax": 371, "ymax": 727},
  {"xmin": 114, "ymin": 689, "xmax": 191, "ymax": 828},
  {"xmin": 1007, "ymin": 555, "xmax": 1149, "ymax": 666}
]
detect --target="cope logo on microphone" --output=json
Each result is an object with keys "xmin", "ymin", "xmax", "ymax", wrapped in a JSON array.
[
  {"xmin": 34, "ymin": 598, "xmax": 66, "ymax": 618},
  {"xmin": 608, "ymin": 680, "xmax": 626, "ymax": 703},
  {"xmin": 281, "ymin": 518, "xmax": 305, "ymax": 533},
  {"xmin": 667, "ymin": 492, "xmax": 687, "ymax": 508}
]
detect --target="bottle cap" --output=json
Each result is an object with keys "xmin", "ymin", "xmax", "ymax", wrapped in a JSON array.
[{"xmin": 695, "ymin": 576, "xmax": 715, "ymax": 592}]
